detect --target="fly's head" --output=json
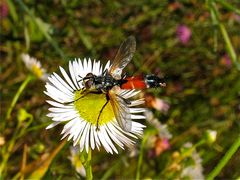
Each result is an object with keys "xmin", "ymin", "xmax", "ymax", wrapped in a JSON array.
[{"xmin": 83, "ymin": 73, "xmax": 97, "ymax": 90}]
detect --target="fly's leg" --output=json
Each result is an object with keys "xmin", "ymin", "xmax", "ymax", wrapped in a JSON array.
[
  {"xmin": 63, "ymin": 95, "xmax": 85, "ymax": 105},
  {"xmin": 96, "ymin": 94, "xmax": 110, "ymax": 131},
  {"xmin": 63, "ymin": 89, "xmax": 87, "ymax": 105}
]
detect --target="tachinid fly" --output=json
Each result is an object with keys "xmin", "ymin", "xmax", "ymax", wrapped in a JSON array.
[{"xmin": 67, "ymin": 36, "xmax": 166, "ymax": 131}]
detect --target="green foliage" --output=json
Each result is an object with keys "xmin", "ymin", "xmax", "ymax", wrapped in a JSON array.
[{"xmin": 1, "ymin": 0, "xmax": 240, "ymax": 179}]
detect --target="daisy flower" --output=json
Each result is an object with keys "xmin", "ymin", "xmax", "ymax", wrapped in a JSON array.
[
  {"xmin": 144, "ymin": 109, "xmax": 172, "ymax": 139},
  {"xmin": 68, "ymin": 146, "xmax": 86, "ymax": 177},
  {"xmin": 21, "ymin": 53, "xmax": 49, "ymax": 81},
  {"xmin": 181, "ymin": 142, "xmax": 204, "ymax": 180},
  {"xmin": 45, "ymin": 58, "xmax": 146, "ymax": 154}
]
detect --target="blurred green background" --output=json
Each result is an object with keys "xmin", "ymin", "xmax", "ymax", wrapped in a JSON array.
[{"xmin": 1, "ymin": 0, "xmax": 240, "ymax": 179}]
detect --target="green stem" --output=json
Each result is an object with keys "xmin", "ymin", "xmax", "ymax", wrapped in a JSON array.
[
  {"xmin": 216, "ymin": 0, "xmax": 240, "ymax": 15},
  {"xmin": 101, "ymin": 159, "xmax": 121, "ymax": 180},
  {"xmin": 207, "ymin": 136, "xmax": 240, "ymax": 180},
  {"xmin": 0, "ymin": 121, "xmax": 22, "ymax": 177},
  {"xmin": 208, "ymin": 0, "xmax": 240, "ymax": 70},
  {"xmin": 136, "ymin": 133, "xmax": 149, "ymax": 180},
  {"xmin": 5, "ymin": 75, "xmax": 33, "ymax": 122},
  {"xmin": 85, "ymin": 149, "xmax": 93, "ymax": 180}
]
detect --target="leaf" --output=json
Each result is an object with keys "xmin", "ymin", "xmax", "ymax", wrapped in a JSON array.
[
  {"xmin": 78, "ymin": 27, "xmax": 93, "ymax": 50},
  {"xmin": 20, "ymin": 139, "xmax": 67, "ymax": 179}
]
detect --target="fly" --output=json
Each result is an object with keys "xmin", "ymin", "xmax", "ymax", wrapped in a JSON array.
[{"xmin": 65, "ymin": 36, "xmax": 166, "ymax": 131}]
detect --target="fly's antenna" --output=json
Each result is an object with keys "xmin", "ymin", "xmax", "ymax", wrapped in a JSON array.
[
  {"xmin": 78, "ymin": 75, "xmax": 94, "ymax": 83},
  {"xmin": 78, "ymin": 75, "xmax": 83, "ymax": 83}
]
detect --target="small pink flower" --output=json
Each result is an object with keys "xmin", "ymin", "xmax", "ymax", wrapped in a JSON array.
[
  {"xmin": 176, "ymin": 25, "xmax": 192, "ymax": 45},
  {"xmin": 152, "ymin": 98, "xmax": 170, "ymax": 113},
  {"xmin": 162, "ymin": 138, "xmax": 170, "ymax": 149},
  {"xmin": 147, "ymin": 137, "xmax": 171, "ymax": 158},
  {"xmin": 155, "ymin": 137, "xmax": 170, "ymax": 156},
  {"xmin": 0, "ymin": 1, "xmax": 8, "ymax": 18},
  {"xmin": 145, "ymin": 93, "xmax": 170, "ymax": 113},
  {"xmin": 224, "ymin": 54, "xmax": 232, "ymax": 67},
  {"xmin": 220, "ymin": 54, "xmax": 232, "ymax": 68},
  {"xmin": 233, "ymin": 13, "xmax": 240, "ymax": 23}
]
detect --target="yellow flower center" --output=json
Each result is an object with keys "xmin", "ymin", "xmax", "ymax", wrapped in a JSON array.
[
  {"xmin": 32, "ymin": 65, "xmax": 43, "ymax": 78},
  {"xmin": 74, "ymin": 90, "xmax": 115, "ymax": 126}
]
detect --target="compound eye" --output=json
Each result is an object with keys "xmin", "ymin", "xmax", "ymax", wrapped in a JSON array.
[
  {"xmin": 85, "ymin": 73, "xmax": 93, "ymax": 78},
  {"xmin": 85, "ymin": 80, "xmax": 93, "ymax": 89}
]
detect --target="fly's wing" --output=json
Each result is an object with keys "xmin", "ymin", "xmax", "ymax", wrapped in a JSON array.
[
  {"xmin": 109, "ymin": 88, "xmax": 132, "ymax": 132},
  {"xmin": 109, "ymin": 36, "xmax": 136, "ymax": 80}
]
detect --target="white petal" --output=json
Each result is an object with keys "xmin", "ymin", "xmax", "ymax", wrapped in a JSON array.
[
  {"xmin": 105, "ymin": 124, "xmax": 124, "ymax": 149},
  {"xmin": 87, "ymin": 58, "xmax": 92, "ymax": 73},
  {"xmin": 73, "ymin": 60, "xmax": 83, "ymax": 88},
  {"xmin": 129, "ymin": 99, "xmax": 145, "ymax": 107},
  {"xmin": 93, "ymin": 127, "xmax": 101, "ymax": 150},
  {"xmin": 130, "ymin": 108, "xmax": 146, "ymax": 113},
  {"xmin": 80, "ymin": 123, "xmax": 90, "ymax": 152},
  {"xmin": 98, "ymin": 128, "xmax": 113, "ymax": 154},
  {"xmin": 46, "ymin": 100, "xmax": 72, "ymax": 108},
  {"xmin": 74, "ymin": 121, "xmax": 88, "ymax": 146},
  {"xmin": 101, "ymin": 126, "xmax": 118, "ymax": 154},
  {"xmin": 95, "ymin": 61, "xmax": 101, "ymax": 75},
  {"xmin": 44, "ymin": 91, "xmax": 65, "ymax": 103},
  {"xmin": 46, "ymin": 121, "xmax": 61, "ymax": 129},
  {"xmin": 110, "ymin": 122, "xmax": 134, "ymax": 146},
  {"xmin": 83, "ymin": 58, "xmax": 88, "ymax": 73},
  {"xmin": 48, "ymin": 107, "xmax": 76, "ymax": 113},
  {"xmin": 85, "ymin": 123, "xmax": 91, "ymax": 153},
  {"xmin": 52, "ymin": 72, "xmax": 74, "ymax": 92},
  {"xmin": 92, "ymin": 60, "xmax": 97, "ymax": 75},
  {"xmin": 45, "ymin": 83, "xmax": 73, "ymax": 101},
  {"xmin": 49, "ymin": 75, "xmax": 73, "ymax": 96},
  {"xmin": 90, "ymin": 126, "xmax": 95, "ymax": 150},
  {"xmin": 69, "ymin": 61, "xmax": 80, "ymax": 90},
  {"xmin": 121, "ymin": 90, "xmax": 140, "ymax": 98},
  {"xmin": 60, "ymin": 66, "xmax": 76, "ymax": 90},
  {"xmin": 104, "ymin": 60, "xmax": 111, "ymax": 71},
  {"xmin": 77, "ymin": 58, "xmax": 85, "ymax": 77},
  {"xmin": 131, "ymin": 114, "xmax": 146, "ymax": 119},
  {"xmin": 51, "ymin": 112, "xmax": 79, "ymax": 121}
]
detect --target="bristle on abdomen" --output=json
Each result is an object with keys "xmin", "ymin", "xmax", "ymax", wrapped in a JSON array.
[{"xmin": 144, "ymin": 75, "xmax": 166, "ymax": 88}]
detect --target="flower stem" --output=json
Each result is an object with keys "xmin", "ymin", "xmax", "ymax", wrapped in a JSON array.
[
  {"xmin": 85, "ymin": 149, "xmax": 93, "ymax": 180},
  {"xmin": 0, "ymin": 120, "xmax": 22, "ymax": 177},
  {"xmin": 4, "ymin": 75, "xmax": 33, "ymax": 127},
  {"xmin": 208, "ymin": 0, "xmax": 240, "ymax": 70},
  {"xmin": 206, "ymin": 136, "xmax": 240, "ymax": 180},
  {"xmin": 136, "ymin": 133, "xmax": 149, "ymax": 180},
  {"xmin": 215, "ymin": 0, "xmax": 240, "ymax": 15}
]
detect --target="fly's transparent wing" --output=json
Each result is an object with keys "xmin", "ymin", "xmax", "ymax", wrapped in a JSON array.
[
  {"xmin": 109, "ymin": 36, "xmax": 136, "ymax": 79},
  {"xmin": 109, "ymin": 88, "xmax": 132, "ymax": 131}
]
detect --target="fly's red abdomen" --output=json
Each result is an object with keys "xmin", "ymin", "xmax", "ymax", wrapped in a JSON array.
[
  {"xmin": 120, "ymin": 75, "xmax": 166, "ymax": 89},
  {"xmin": 120, "ymin": 76, "xmax": 147, "ymax": 89}
]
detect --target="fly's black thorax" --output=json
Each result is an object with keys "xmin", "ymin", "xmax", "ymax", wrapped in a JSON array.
[{"xmin": 94, "ymin": 74, "xmax": 119, "ymax": 92}]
